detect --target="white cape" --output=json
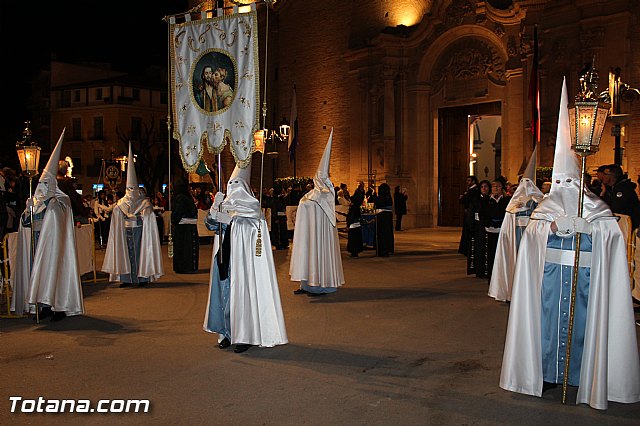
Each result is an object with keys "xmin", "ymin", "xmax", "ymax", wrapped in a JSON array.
[
  {"xmin": 204, "ymin": 216, "xmax": 288, "ymax": 347},
  {"xmin": 289, "ymin": 197, "xmax": 344, "ymax": 289},
  {"xmin": 487, "ymin": 212, "xmax": 518, "ymax": 302},
  {"xmin": 500, "ymin": 218, "xmax": 640, "ymax": 409},
  {"xmin": 102, "ymin": 200, "xmax": 164, "ymax": 282},
  {"xmin": 13, "ymin": 197, "xmax": 84, "ymax": 316}
]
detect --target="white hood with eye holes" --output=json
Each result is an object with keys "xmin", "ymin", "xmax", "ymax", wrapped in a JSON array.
[{"xmin": 531, "ymin": 78, "xmax": 612, "ymax": 223}]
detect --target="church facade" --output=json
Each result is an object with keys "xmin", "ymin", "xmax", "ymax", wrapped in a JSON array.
[{"xmin": 265, "ymin": 0, "xmax": 640, "ymax": 227}]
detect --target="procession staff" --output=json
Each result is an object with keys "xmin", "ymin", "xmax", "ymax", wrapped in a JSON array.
[{"xmin": 500, "ymin": 79, "xmax": 640, "ymax": 409}]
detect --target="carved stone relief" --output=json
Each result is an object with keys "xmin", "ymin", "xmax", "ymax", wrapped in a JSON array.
[{"xmin": 432, "ymin": 38, "xmax": 506, "ymax": 87}]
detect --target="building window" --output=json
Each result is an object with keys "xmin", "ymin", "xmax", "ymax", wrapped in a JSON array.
[
  {"xmin": 62, "ymin": 90, "xmax": 71, "ymax": 108},
  {"xmin": 132, "ymin": 88, "xmax": 140, "ymax": 101},
  {"xmin": 131, "ymin": 117, "xmax": 142, "ymax": 141},
  {"xmin": 74, "ymin": 90, "xmax": 81, "ymax": 102},
  {"xmin": 95, "ymin": 88, "xmax": 103, "ymax": 100},
  {"xmin": 72, "ymin": 118, "xmax": 82, "ymax": 140},
  {"xmin": 93, "ymin": 116, "xmax": 104, "ymax": 139}
]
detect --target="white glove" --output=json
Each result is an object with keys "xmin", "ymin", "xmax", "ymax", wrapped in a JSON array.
[
  {"xmin": 554, "ymin": 216, "xmax": 574, "ymax": 237},
  {"xmin": 210, "ymin": 211, "xmax": 231, "ymax": 225},
  {"xmin": 554, "ymin": 216, "xmax": 592, "ymax": 237},
  {"xmin": 213, "ymin": 192, "xmax": 225, "ymax": 210}
]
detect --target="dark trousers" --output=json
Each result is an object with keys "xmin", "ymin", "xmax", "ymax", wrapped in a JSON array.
[{"xmin": 395, "ymin": 214, "xmax": 403, "ymax": 231}]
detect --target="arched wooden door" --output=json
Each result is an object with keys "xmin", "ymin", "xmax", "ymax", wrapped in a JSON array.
[{"xmin": 438, "ymin": 101, "xmax": 501, "ymax": 226}]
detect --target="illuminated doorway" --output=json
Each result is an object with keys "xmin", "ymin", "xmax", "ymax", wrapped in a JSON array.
[{"xmin": 438, "ymin": 102, "xmax": 501, "ymax": 226}]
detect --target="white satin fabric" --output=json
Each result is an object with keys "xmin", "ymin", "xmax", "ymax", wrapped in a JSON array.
[
  {"xmin": 302, "ymin": 176, "xmax": 337, "ymax": 227},
  {"xmin": 505, "ymin": 178, "xmax": 543, "ymax": 214},
  {"xmin": 487, "ymin": 212, "xmax": 518, "ymax": 302},
  {"xmin": 289, "ymin": 196, "xmax": 344, "ymax": 289},
  {"xmin": 228, "ymin": 215, "xmax": 288, "ymax": 346},
  {"xmin": 205, "ymin": 177, "xmax": 288, "ymax": 347},
  {"xmin": 500, "ymin": 218, "xmax": 640, "ymax": 409},
  {"xmin": 102, "ymin": 198, "xmax": 164, "ymax": 282},
  {"xmin": 488, "ymin": 178, "xmax": 543, "ymax": 301},
  {"xmin": 13, "ymin": 196, "xmax": 84, "ymax": 316}
]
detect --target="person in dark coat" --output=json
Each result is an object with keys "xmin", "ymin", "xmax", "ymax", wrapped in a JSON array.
[
  {"xmin": 375, "ymin": 183, "xmax": 394, "ymax": 257},
  {"xmin": 393, "ymin": 185, "xmax": 408, "ymax": 231},
  {"xmin": 347, "ymin": 181, "xmax": 365, "ymax": 257},
  {"xmin": 481, "ymin": 179, "xmax": 510, "ymax": 280},
  {"xmin": 57, "ymin": 160, "xmax": 90, "ymax": 224},
  {"xmin": 601, "ymin": 164, "xmax": 640, "ymax": 229},
  {"xmin": 458, "ymin": 176, "xmax": 479, "ymax": 255},
  {"xmin": 468, "ymin": 180, "xmax": 490, "ymax": 276},
  {"xmin": 171, "ymin": 178, "xmax": 199, "ymax": 273},
  {"xmin": 270, "ymin": 187, "xmax": 289, "ymax": 250}
]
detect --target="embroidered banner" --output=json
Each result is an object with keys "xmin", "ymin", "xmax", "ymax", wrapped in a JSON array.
[{"xmin": 170, "ymin": 5, "xmax": 259, "ymax": 172}]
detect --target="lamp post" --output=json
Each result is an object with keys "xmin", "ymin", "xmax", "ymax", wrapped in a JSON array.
[
  {"xmin": 562, "ymin": 64, "xmax": 610, "ymax": 404},
  {"xmin": 607, "ymin": 67, "xmax": 640, "ymax": 166},
  {"xmin": 15, "ymin": 121, "xmax": 42, "ymax": 320}
]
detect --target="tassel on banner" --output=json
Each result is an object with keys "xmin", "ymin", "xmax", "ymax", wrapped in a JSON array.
[{"xmin": 256, "ymin": 227, "xmax": 262, "ymax": 257}]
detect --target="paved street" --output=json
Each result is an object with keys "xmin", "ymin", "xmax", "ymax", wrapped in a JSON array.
[{"xmin": 1, "ymin": 227, "xmax": 639, "ymax": 425}]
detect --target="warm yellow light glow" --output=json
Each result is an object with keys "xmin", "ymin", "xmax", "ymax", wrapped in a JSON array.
[
  {"xmin": 395, "ymin": 7, "xmax": 421, "ymax": 27},
  {"xmin": 253, "ymin": 129, "xmax": 266, "ymax": 153},
  {"xmin": 238, "ymin": 6, "xmax": 251, "ymax": 14},
  {"xmin": 17, "ymin": 145, "xmax": 41, "ymax": 177}
]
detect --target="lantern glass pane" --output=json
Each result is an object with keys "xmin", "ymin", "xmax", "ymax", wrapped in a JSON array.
[
  {"xmin": 568, "ymin": 107, "xmax": 576, "ymax": 143},
  {"xmin": 592, "ymin": 105, "xmax": 609, "ymax": 147}
]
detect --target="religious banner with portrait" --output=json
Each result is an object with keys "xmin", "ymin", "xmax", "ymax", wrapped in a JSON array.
[
  {"xmin": 169, "ymin": 4, "xmax": 259, "ymax": 172},
  {"xmin": 103, "ymin": 160, "xmax": 123, "ymax": 191}
]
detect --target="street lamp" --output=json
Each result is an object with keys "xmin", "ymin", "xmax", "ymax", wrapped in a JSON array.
[
  {"xmin": 15, "ymin": 121, "xmax": 42, "ymax": 320},
  {"xmin": 562, "ymin": 64, "xmax": 610, "ymax": 404},
  {"xmin": 278, "ymin": 117, "xmax": 290, "ymax": 140},
  {"xmin": 16, "ymin": 121, "xmax": 41, "ymax": 181},
  {"xmin": 568, "ymin": 67, "xmax": 610, "ymax": 155}
]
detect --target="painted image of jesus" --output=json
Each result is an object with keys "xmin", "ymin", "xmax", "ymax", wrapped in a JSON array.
[{"xmin": 192, "ymin": 51, "xmax": 236, "ymax": 113}]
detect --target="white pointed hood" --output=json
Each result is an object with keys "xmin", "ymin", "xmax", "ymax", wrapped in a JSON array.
[
  {"xmin": 117, "ymin": 143, "xmax": 150, "ymax": 216},
  {"xmin": 126, "ymin": 143, "xmax": 139, "ymax": 191},
  {"xmin": 222, "ymin": 159, "xmax": 260, "ymax": 219},
  {"xmin": 505, "ymin": 146, "xmax": 544, "ymax": 213},
  {"xmin": 300, "ymin": 128, "xmax": 336, "ymax": 226},
  {"xmin": 532, "ymin": 78, "xmax": 612, "ymax": 222},
  {"xmin": 33, "ymin": 128, "xmax": 67, "ymax": 209}
]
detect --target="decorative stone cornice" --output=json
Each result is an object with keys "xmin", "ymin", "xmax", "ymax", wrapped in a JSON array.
[{"xmin": 476, "ymin": 1, "xmax": 528, "ymax": 25}]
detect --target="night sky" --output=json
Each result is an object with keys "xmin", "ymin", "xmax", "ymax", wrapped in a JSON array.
[{"xmin": 1, "ymin": 0, "xmax": 189, "ymax": 166}]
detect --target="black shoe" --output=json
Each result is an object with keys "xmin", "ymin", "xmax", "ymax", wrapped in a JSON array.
[
  {"xmin": 542, "ymin": 381, "xmax": 558, "ymax": 394},
  {"xmin": 350, "ymin": 253, "xmax": 358, "ymax": 257},
  {"xmin": 41, "ymin": 307, "xmax": 53, "ymax": 318},
  {"xmin": 51, "ymin": 312, "xmax": 66, "ymax": 322},
  {"xmin": 119, "ymin": 282, "xmax": 132, "ymax": 288},
  {"xmin": 293, "ymin": 289, "xmax": 308, "ymax": 295},
  {"xmin": 234, "ymin": 344, "xmax": 251, "ymax": 353},
  {"xmin": 218, "ymin": 337, "xmax": 231, "ymax": 349},
  {"xmin": 307, "ymin": 292, "xmax": 327, "ymax": 297}
]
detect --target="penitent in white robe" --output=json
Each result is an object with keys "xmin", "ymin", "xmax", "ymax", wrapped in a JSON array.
[
  {"xmin": 289, "ymin": 192, "xmax": 344, "ymax": 293},
  {"xmin": 488, "ymin": 146, "xmax": 543, "ymax": 302},
  {"xmin": 500, "ymin": 216, "xmax": 640, "ymax": 409},
  {"xmin": 102, "ymin": 198, "xmax": 164, "ymax": 282},
  {"xmin": 13, "ymin": 195, "xmax": 84, "ymax": 316},
  {"xmin": 204, "ymin": 175, "xmax": 288, "ymax": 347}
]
